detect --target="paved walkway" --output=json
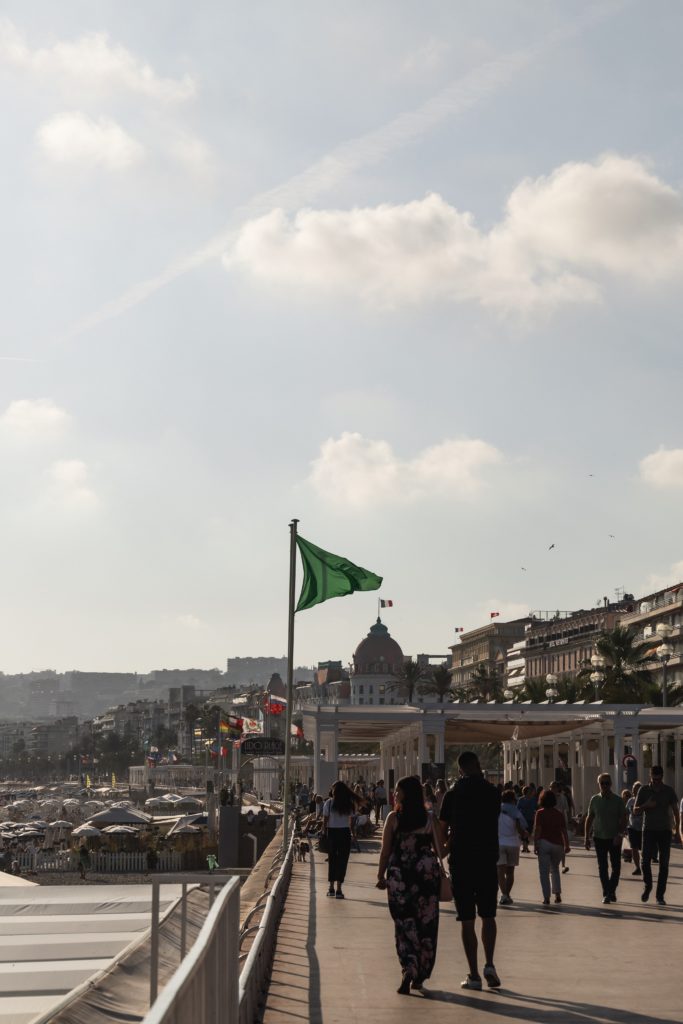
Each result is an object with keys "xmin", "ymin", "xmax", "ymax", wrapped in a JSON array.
[{"xmin": 262, "ymin": 838, "xmax": 683, "ymax": 1024}]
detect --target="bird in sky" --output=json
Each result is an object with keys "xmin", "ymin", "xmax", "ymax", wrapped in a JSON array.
[
  {"xmin": 521, "ymin": 567, "xmax": 527, "ymax": 571},
  {"xmin": 609, "ymin": 534, "xmax": 615, "ymax": 538},
  {"xmin": 548, "ymin": 543, "xmax": 555, "ymax": 550}
]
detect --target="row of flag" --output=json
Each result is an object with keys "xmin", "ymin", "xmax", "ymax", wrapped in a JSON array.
[{"xmin": 454, "ymin": 611, "xmax": 501, "ymax": 633}]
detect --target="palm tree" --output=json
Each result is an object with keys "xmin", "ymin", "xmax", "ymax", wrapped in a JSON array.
[
  {"xmin": 462, "ymin": 664, "xmax": 504, "ymax": 703},
  {"xmin": 388, "ymin": 659, "xmax": 426, "ymax": 704},
  {"xmin": 419, "ymin": 665, "xmax": 453, "ymax": 703},
  {"xmin": 578, "ymin": 626, "xmax": 654, "ymax": 702},
  {"xmin": 516, "ymin": 677, "xmax": 548, "ymax": 703}
]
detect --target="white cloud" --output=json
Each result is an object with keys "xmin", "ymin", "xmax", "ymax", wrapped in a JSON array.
[
  {"xmin": 176, "ymin": 613, "xmax": 205, "ymax": 630},
  {"xmin": 36, "ymin": 112, "xmax": 144, "ymax": 170},
  {"xmin": 0, "ymin": 398, "xmax": 70, "ymax": 441},
  {"xmin": 166, "ymin": 131, "xmax": 215, "ymax": 177},
  {"xmin": 308, "ymin": 432, "xmax": 502, "ymax": 507},
  {"xmin": 401, "ymin": 38, "xmax": 449, "ymax": 75},
  {"xmin": 639, "ymin": 448, "xmax": 683, "ymax": 489},
  {"xmin": 46, "ymin": 459, "xmax": 98, "ymax": 512},
  {"xmin": 227, "ymin": 155, "xmax": 683, "ymax": 314},
  {"xmin": 641, "ymin": 560, "xmax": 683, "ymax": 595},
  {"xmin": 0, "ymin": 18, "xmax": 195, "ymax": 101}
]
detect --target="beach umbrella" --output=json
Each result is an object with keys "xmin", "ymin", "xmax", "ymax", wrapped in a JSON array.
[
  {"xmin": 49, "ymin": 820, "xmax": 74, "ymax": 829},
  {"xmin": 102, "ymin": 825, "xmax": 138, "ymax": 834},
  {"xmin": 87, "ymin": 807, "xmax": 152, "ymax": 826},
  {"xmin": 72, "ymin": 824, "xmax": 102, "ymax": 837}
]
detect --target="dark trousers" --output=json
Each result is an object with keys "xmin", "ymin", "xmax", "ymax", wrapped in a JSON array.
[
  {"xmin": 593, "ymin": 837, "xmax": 621, "ymax": 896},
  {"xmin": 327, "ymin": 827, "xmax": 352, "ymax": 884},
  {"xmin": 642, "ymin": 830, "xmax": 672, "ymax": 897}
]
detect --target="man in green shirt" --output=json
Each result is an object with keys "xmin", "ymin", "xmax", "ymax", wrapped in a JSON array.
[
  {"xmin": 584, "ymin": 774, "xmax": 627, "ymax": 904},
  {"xmin": 633, "ymin": 765, "xmax": 680, "ymax": 905}
]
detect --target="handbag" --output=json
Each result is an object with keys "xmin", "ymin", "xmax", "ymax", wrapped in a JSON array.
[{"xmin": 430, "ymin": 817, "xmax": 453, "ymax": 903}]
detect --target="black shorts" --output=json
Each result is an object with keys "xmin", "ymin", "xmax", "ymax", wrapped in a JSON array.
[
  {"xmin": 628, "ymin": 827, "xmax": 642, "ymax": 851},
  {"xmin": 449, "ymin": 856, "xmax": 498, "ymax": 921}
]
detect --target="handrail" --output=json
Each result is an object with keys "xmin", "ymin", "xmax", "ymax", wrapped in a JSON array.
[
  {"xmin": 143, "ymin": 875, "xmax": 242, "ymax": 1024},
  {"xmin": 238, "ymin": 832, "xmax": 294, "ymax": 1024},
  {"xmin": 147, "ymin": 871, "xmax": 250, "ymax": 1007}
]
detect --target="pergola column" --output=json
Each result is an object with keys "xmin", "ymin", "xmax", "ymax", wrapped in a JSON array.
[{"xmin": 612, "ymin": 718, "xmax": 625, "ymax": 791}]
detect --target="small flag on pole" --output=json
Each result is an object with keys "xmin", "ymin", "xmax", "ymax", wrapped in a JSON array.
[
  {"xmin": 454, "ymin": 627, "xmax": 464, "ymax": 633},
  {"xmin": 490, "ymin": 611, "xmax": 500, "ymax": 618},
  {"xmin": 380, "ymin": 599, "xmax": 393, "ymax": 608}
]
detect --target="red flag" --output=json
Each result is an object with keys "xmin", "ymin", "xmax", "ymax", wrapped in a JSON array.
[{"xmin": 490, "ymin": 611, "xmax": 500, "ymax": 618}]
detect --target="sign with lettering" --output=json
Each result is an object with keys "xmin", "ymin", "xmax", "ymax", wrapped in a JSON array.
[{"xmin": 241, "ymin": 736, "xmax": 286, "ymax": 757}]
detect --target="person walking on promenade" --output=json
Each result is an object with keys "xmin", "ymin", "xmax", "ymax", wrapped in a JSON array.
[
  {"xmin": 497, "ymin": 790, "xmax": 528, "ymax": 905},
  {"xmin": 634, "ymin": 765, "xmax": 680, "ymax": 905},
  {"xmin": 373, "ymin": 780, "xmax": 387, "ymax": 825},
  {"xmin": 434, "ymin": 778, "xmax": 447, "ymax": 816},
  {"xmin": 438, "ymin": 751, "xmax": 502, "ymax": 991},
  {"xmin": 625, "ymin": 782, "xmax": 642, "ymax": 876},
  {"xmin": 584, "ymin": 774, "xmax": 627, "ymax": 904},
  {"xmin": 533, "ymin": 789, "xmax": 570, "ymax": 905},
  {"xmin": 549, "ymin": 781, "xmax": 570, "ymax": 873},
  {"xmin": 376, "ymin": 776, "xmax": 441, "ymax": 995},
  {"xmin": 322, "ymin": 781, "xmax": 357, "ymax": 900},
  {"xmin": 517, "ymin": 785, "xmax": 537, "ymax": 853}
]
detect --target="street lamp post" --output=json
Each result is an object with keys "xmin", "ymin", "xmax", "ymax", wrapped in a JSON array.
[
  {"xmin": 545, "ymin": 673, "xmax": 558, "ymax": 703},
  {"xmin": 656, "ymin": 622, "xmax": 674, "ymax": 709},
  {"xmin": 590, "ymin": 652, "xmax": 606, "ymax": 702}
]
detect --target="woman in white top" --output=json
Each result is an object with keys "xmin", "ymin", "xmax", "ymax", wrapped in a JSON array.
[{"xmin": 323, "ymin": 782, "xmax": 357, "ymax": 899}]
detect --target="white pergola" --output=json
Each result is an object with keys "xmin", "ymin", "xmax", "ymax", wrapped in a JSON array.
[{"xmin": 301, "ymin": 701, "xmax": 683, "ymax": 811}]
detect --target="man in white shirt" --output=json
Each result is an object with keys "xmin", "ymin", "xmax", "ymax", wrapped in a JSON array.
[{"xmin": 497, "ymin": 790, "xmax": 529, "ymax": 905}]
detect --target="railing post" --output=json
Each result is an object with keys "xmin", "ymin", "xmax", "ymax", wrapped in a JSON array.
[
  {"xmin": 227, "ymin": 885, "xmax": 240, "ymax": 1023},
  {"xmin": 150, "ymin": 879, "xmax": 160, "ymax": 1005},
  {"xmin": 180, "ymin": 883, "xmax": 187, "ymax": 959}
]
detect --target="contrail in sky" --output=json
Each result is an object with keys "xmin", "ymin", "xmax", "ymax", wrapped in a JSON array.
[{"xmin": 62, "ymin": 1, "xmax": 624, "ymax": 342}]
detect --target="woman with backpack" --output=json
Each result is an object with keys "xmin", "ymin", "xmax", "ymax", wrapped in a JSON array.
[{"xmin": 376, "ymin": 775, "xmax": 442, "ymax": 994}]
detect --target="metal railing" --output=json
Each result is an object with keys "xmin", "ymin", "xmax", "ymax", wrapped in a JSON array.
[
  {"xmin": 143, "ymin": 871, "xmax": 249, "ymax": 1024},
  {"xmin": 238, "ymin": 832, "xmax": 294, "ymax": 1024},
  {"xmin": 142, "ymin": 831, "xmax": 294, "ymax": 1024}
]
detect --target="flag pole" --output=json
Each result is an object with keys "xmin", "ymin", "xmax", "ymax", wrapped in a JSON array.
[{"xmin": 282, "ymin": 518, "xmax": 299, "ymax": 848}]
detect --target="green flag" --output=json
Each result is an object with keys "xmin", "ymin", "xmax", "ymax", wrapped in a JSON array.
[{"xmin": 296, "ymin": 535, "xmax": 382, "ymax": 612}]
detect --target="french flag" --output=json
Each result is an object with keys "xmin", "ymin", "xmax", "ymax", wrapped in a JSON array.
[{"xmin": 380, "ymin": 599, "xmax": 394, "ymax": 607}]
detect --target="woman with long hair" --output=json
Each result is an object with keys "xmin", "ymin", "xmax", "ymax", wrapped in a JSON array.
[
  {"xmin": 533, "ymin": 789, "xmax": 570, "ymax": 905},
  {"xmin": 377, "ymin": 775, "xmax": 441, "ymax": 994},
  {"xmin": 323, "ymin": 781, "xmax": 357, "ymax": 899}
]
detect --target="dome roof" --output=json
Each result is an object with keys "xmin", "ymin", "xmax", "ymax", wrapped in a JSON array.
[{"xmin": 353, "ymin": 618, "xmax": 404, "ymax": 674}]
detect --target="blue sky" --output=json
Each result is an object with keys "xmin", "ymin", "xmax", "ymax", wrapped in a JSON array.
[{"xmin": 1, "ymin": 1, "xmax": 682, "ymax": 672}]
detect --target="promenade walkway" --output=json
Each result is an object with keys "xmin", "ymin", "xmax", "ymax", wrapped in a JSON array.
[{"xmin": 262, "ymin": 839, "xmax": 683, "ymax": 1024}]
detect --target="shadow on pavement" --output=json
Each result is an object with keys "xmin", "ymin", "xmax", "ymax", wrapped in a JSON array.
[{"xmin": 423, "ymin": 988, "xmax": 673, "ymax": 1024}]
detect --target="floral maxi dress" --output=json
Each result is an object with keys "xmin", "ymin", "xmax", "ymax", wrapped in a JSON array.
[{"xmin": 386, "ymin": 828, "xmax": 440, "ymax": 984}]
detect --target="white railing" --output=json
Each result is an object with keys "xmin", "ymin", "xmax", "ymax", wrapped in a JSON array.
[
  {"xmin": 16, "ymin": 850, "xmax": 183, "ymax": 873},
  {"xmin": 143, "ymin": 872, "xmax": 248, "ymax": 1024},
  {"xmin": 238, "ymin": 832, "xmax": 294, "ymax": 1024},
  {"xmin": 142, "ymin": 832, "xmax": 294, "ymax": 1024}
]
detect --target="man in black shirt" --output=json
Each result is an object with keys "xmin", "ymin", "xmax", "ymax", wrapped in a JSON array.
[{"xmin": 438, "ymin": 750, "xmax": 502, "ymax": 990}]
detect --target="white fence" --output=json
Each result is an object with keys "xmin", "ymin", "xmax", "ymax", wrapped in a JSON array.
[{"xmin": 16, "ymin": 850, "xmax": 183, "ymax": 873}]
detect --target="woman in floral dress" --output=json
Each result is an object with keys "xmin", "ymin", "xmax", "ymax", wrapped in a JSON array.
[{"xmin": 376, "ymin": 776, "xmax": 441, "ymax": 994}]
